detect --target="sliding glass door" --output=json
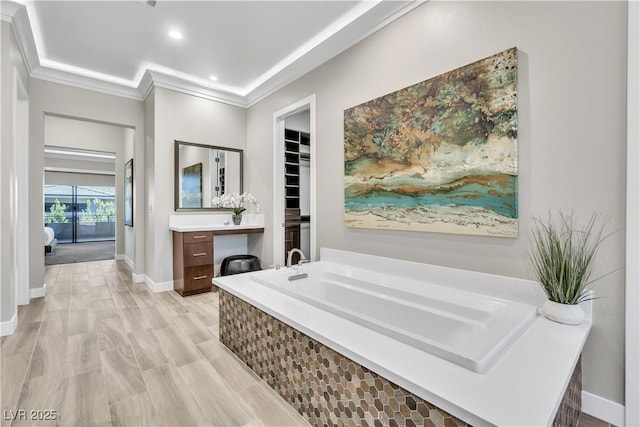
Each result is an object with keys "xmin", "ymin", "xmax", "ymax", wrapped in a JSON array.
[{"xmin": 44, "ymin": 185, "xmax": 116, "ymax": 243}]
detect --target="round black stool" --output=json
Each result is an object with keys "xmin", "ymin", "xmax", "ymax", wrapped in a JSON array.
[{"xmin": 220, "ymin": 255, "xmax": 261, "ymax": 276}]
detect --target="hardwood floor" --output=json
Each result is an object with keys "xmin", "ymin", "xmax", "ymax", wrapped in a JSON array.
[
  {"xmin": 1, "ymin": 260, "xmax": 309, "ymax": 427},
  {"xmin": 0, "ymin": 260, "xmax": 613, "ymax": 427}
]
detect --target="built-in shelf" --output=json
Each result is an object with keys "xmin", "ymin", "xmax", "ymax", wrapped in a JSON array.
[
  {"xmin": 284, "ymin": 128, "xmax": 309, "ymax": 210},
  {"xmin": 283, "ymin": 128, "xmax": 310, "ymax": 263}
]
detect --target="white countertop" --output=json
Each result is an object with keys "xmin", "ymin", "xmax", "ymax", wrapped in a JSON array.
[
  {"xmin": 213, "ymin": 249, "xmax": 591, "ymax": 427},
  {"xmin": 168, "ymin": 213, "xmax": 264, "ymax": 232},
  {"xmin": 169, "ymin": 224, "xmax": 264, "ymax": 232}
]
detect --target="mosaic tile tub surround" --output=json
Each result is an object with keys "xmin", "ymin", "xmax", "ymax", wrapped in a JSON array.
[{"xmin": 219, "ymin": 290, "xmax": 582, "ymax": 426}]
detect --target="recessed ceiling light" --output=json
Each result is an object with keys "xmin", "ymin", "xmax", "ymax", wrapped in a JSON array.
[
  {"xmin": 209, "ymin": 75, "xmax": 218, "ymax": 82},
  {"xmin": 168, "ymin": 30, "xmax": 183, "ymax": 40}
]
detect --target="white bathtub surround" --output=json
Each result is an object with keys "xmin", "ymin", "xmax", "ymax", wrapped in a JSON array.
[
  {"xmin": 214, "ymin": 248, "xmax": 591, "ymax": 426},
  {"xmin": 168, "ymin": 213, "xmax": 264, "ymax": 232}
]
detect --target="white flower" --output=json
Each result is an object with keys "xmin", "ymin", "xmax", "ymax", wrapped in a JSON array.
[{"xmin": 211, "ymin": 192, "xmax": 259, "ymax": 215}]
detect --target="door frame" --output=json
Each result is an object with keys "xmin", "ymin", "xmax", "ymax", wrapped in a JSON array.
[
  {"xmin": 13, "ymin": 68, "xmax": 29, "ymax": 307},
  {"xmin": 626, "ymin": 1, "xmax": 640, "ymax": 425},
  {"xmin": 272, "ymin": 94, "xmax": 316, "ymax": 267}
]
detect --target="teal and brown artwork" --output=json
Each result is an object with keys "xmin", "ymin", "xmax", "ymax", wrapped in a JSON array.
[{"xmin": 344, "ymin": 47, "xmax": 518, "ymax": 237}]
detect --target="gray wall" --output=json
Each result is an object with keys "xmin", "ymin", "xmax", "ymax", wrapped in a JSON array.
[
  {"xmin": 145, "ymin": 87, "xmax": 247, "ymax": 285},
  {"xmin": 247, "ymin": 1, "xmax": 627, "ymax": 404}
]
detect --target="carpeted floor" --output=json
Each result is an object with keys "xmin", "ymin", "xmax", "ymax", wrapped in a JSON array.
[{"xmin": 44, "ymin": 241, "xmax": 115, "ymax": 265}]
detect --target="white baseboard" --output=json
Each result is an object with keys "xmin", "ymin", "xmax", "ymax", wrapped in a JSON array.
[
  {"xmin": 143, "ymin": 275, "xmax": 173, "ymax": 293},
  {"xmin": 582, "ymin": 391, "xmax": 625, "ymax": 426},
  {"xmin": 0, "ymin": 312, "xmax": 17, "ymax": 336},
  {"xmin": 30, "ymin": 282, "xmax": 46, "ymax": 299},
  {"xmin": 132, "ymin": 272, "xmax": 145, "ymax": 283},
  {"xmin": 115, "ymin": 253, "xmax": 134, "ymax": 270}
]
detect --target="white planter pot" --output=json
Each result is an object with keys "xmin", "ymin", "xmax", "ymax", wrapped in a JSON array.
[{"xmin": 542, "ymin": 300, "xmax": 585, "ymax": 325}]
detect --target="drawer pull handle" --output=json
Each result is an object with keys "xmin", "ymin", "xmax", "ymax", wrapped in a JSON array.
[
  {"xmin": 193, "ymin": 275, "xmax": 207, "ymax": 280},
  {"xmin": 192, "ymin": 253, "xmax": 207, "ymax": 257},
  {"xmin": 192, "ymin": 235, "xmax": 207, "ymax": 239}
]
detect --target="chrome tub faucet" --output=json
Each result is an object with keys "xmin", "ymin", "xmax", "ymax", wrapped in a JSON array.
[{"xmin": 286, "ymin": 248, "xmax": 306, "ymax": 268}]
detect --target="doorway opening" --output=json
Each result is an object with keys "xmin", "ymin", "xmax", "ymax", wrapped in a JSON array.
[
  {"xmin": 43, "ymin": 146, "xmax": 116, "ymax": 265},
  {"xmin": 273, "ymin": 95, "xmax": 316, "ymax": 267}
]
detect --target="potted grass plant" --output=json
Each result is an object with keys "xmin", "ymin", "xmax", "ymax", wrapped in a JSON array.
[{"xmin": 529, "ymin": 212, "xmax": 607, "ymax": 325}]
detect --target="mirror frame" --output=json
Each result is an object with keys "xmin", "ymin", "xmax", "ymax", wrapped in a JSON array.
[{"xmin": 174, "ymin": 140, "xmax": 244, "ymax": 211}]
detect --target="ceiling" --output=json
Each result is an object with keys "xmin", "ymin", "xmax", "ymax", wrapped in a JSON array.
[{"xmin": 2, "ymin": 0, "xmax": 421, "ymax": 106}]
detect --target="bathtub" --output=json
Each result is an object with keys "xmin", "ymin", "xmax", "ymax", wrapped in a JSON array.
[
  {"xmin": 216, "ymin": 248, "xmax": 590, "ymax": 426},
  {"xmin": 250, "ymin": 259, "xmax": 537, "ymax": 373}
]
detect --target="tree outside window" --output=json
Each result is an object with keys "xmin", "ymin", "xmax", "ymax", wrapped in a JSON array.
[
  {"xmin": 81, "ymin": 198, "xmax": 116, "ymax": 224},
  {"xmin": 44, "ymin": 199, "xmax": 69, "ymax": 224}
]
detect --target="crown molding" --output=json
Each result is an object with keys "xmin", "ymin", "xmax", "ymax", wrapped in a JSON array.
[
  {"xmin": 30, "ymin": 65, "xmax": 143, "ymax": 101},
  {"xmin": 1, "ymin": 1, "xmax": 21, "ymax": 21},
  {"xmin": 3, "ymin": 1, "xmax": 38, "ymax": 74},
  {"xmin": 146, "ymin": 70, "xmax": 247, "ymax": 107},
  {"xmin": 3, "ymin": 0, "xmax": 424, "ymax": 108}
]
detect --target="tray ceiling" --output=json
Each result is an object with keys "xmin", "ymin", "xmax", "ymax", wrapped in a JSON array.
[{"xmin": 2, "ymin": 0, "xmax": 422, "ymax": 106}]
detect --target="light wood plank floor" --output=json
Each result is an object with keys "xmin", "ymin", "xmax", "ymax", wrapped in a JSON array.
[
  {"xmin": 0, "ymin": 260, "xmax": 612, "ymax": 427},
  {"xmin": 1, "ymin": 260, "xmax": 309, "ymax": 427}
]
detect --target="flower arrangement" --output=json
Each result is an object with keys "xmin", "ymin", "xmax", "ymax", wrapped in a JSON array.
[{"xmin": 211, "ymin": 192, "xmax": 259, "ymax": 216}]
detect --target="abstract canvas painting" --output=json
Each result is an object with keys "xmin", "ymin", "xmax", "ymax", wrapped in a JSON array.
[{"xmin": 344, "ymin": 48, "xmax": 518, "ymax": 237}]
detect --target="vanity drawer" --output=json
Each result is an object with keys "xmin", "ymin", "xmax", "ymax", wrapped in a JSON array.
[
  {"xmin": 183, "ymin": 231, "xmax": 213, "ymax": 244},
  {"xmin": 183, "ymin": 265, "xmax": 214, "ymax": 295},
  {"xmin": 183, "ymin": 242, "xmax": 213, "ymax": 267}
]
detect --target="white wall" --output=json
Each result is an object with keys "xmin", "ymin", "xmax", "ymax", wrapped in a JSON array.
[
  {"xmin": 146, "ymin": 87, "xmax": 247, "ymax": 285},
  {"xmin": 29, "ymin": 79, "xmax": 145, "ymax": 288},
  {"xmin": 0, "ymin": 20, "xmax": 29, "ymax": 326},
  {"xmin": 247, "ymin": 1, "xmax": 627, "ymax": 405}
]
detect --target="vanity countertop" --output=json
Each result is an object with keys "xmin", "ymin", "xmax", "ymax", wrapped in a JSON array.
[
  {"xmin": 169, "ymin": 224, "xmax": 264, "ymax": 233},
  {"xmin": 168, "ymin": 213, "xmax": 264, "ymax": 233}
]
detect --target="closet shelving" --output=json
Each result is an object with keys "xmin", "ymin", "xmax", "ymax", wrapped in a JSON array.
[
  {"xmin": 284, "ymin": 128, "xmax": 309, "ymax": 209},
  {"xmin": 284, "ymin": 128, "xmax": 310, "ymax": 264}
]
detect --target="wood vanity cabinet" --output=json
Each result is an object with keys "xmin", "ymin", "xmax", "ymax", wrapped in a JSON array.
[{"xmin": 172, "ymin": 231, "xmax": 215, "ymax": 296}]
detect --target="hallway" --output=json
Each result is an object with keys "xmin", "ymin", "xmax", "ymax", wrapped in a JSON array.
[{"xmin": 0, "ymin": 260, "xmax": 308, "ymax": 426}]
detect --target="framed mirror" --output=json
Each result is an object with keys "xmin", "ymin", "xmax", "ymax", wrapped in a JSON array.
[{"xmin": 175, "ymin": 140, "xmax": 243, "ymax": 211}]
